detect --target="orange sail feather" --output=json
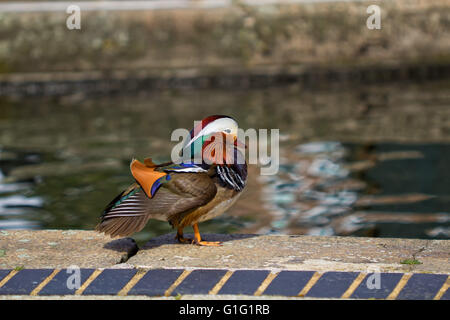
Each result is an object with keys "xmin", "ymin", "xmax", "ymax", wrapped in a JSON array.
[{"xmin": 130, "ymin": 159, "xmax": 167, "ymax": 198}]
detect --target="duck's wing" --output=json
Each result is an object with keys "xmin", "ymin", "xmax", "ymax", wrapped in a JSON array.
[{"xmin": 96, "ymin": 161, "xmax": 217, "ymax": 237}]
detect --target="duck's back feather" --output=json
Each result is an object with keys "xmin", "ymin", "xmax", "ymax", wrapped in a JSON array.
[{"xmin": 96, "ymin": 171, "xmax": 217, "ymax": 237}]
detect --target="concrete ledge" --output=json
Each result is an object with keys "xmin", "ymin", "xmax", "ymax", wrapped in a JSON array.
[
  {"xmin": 129, "ymin": 233, "xmax": 449, "ymax": 274},
  {"xmin": 1, "ymin": 230, "xmax": 449, "ymax": 273},
  {"xmin": 0, "ymin": 231, "xmax": 448, "ymax": 299},
  {"xmin": 0, "ymin": 230, "xmax": 137, "ymax": 269}
]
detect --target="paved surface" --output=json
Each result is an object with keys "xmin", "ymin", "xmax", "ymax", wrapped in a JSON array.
[
  {"xmin": 0, "ymin": 230, "xmax": 137, "ymax": 268},
  {"xmin": 1, "ymin": 231, "xmax": 449, "ymax": 299},
  {"xmin": 128, "ymin": 233, "xmax": 450, "ymax": 274}
]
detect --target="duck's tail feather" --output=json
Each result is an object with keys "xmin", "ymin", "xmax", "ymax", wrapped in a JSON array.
[
  {"xmin": 95, "ymin": 215, "xmax": 148, "ymax": 238},
  {"xmin": 96, "ymin": 183, "xmax": 149, "ymax": 237}
]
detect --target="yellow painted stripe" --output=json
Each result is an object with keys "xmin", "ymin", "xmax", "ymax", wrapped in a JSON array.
[
  {"xmin": 433, "ymin": 275, "xmax": 449, "ymax": 300},
  {"xmin": 164, "ymin": 269, "xmax": 191, "ymax": 297},
  {"xmin": 75, "ymin": 269, "xmax": 103, "ymax": 295},
  {"xmin": 254, "ymin": 272, "xmax": 279, "ymax": 296},
  {"xmin": 30, "ymin": 269, "xmax": 60, "ymax": 296},
  {"xmin": 341, "ymin": 272, "xmax": 366, "ymax": 299},
  {"xmin": 0, "ymin": 270, "xmax": 19, "ymax": 289},
  {"xmin": 117, "ymin": 269, "xmax": 148, "ymax": 296},
  {"xmin": 209, "ymin": 270, "xmax": 234, "ymax": 295},
  {"xmin": 298, "ymin": 272, "xmax": 322, "ymax": 297},
  {"xmin": 387, "ymin": 273, "xmax": 412, "ymax": 300}
]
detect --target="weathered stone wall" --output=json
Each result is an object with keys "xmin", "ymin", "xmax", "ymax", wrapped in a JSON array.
[{"xmin": 0, "ymin": 0, "xmax": 448, "ymax": 75}]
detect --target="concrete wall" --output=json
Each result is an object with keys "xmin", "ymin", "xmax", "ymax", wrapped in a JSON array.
[{"xmin": 0, "ymin": 0, "xmax": 448, "ymax": 77}]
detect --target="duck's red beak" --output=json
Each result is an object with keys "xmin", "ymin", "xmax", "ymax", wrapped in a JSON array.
[{"xmin": 233, "ymin": 135, "xmax": 247, "ymax": 150}]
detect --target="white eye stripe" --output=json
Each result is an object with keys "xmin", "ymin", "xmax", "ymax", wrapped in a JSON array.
[{"xmin": 184, "ymin": 118, "xmax": 238, "ymax": 148}]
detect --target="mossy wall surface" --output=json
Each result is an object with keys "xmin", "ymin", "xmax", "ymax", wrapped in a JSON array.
[{"xmin": 0, "ymin": 0, "xmax": 449, "ymax": 75}]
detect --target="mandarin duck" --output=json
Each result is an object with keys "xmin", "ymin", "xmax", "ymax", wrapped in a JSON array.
[{"xmin": 95, "ymin": 115, "xmax": 247, "ymax": 246}]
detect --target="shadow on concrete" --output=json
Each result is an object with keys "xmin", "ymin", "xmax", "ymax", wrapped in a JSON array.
[
  {"xmin": 103, "ymin": 237, "xmax": 139, "ymax": 263},
  {"xmin": 103, "ymin": 237, "xmax": 137, "ymax": 252},
  {"xmin": 102, "ymin": 233, "xmax": 261, "ymax": 263},
  {"xmin": 139, "ymin": 233, "xmax": 260, "ymax": 251}
]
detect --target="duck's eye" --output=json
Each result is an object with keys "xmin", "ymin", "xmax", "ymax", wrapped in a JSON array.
[{"xmin": 224, "ymin": 129, "xmax": 231, "ymax": 133}]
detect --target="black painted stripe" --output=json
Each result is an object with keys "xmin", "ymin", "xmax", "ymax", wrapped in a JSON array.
[
  {"xmin": 0, "ymin": 268, "xmax": 447, "ymax": 299},
  {"xmin": 218, "ymin": 270, "xmax": 269, "ymax": 295},
  {"xmin": 306, "ymin": 271, "xmax": 359, "ymax": 298},
  {"xmin": 441, "ymin": 287, "xmax": 449, "ymax": 300},
  {"xmin": 263, "ymin": 270, "xmax": 315, "ymax": 296},
  {"xmin": 82, "ymin": 269, "xmax": 137, "ymax": 295},
  {"xmin": 128, "ymin": 269, "xmax": 184, "ymax": 296},
  {"xmin": 0, "ymin": 269, "xmax": 53, "ymax": 295},
  {"xmin": 39, "ymin": 268, "xmax": 95, "ymax": 295},
  {"xmin": 0, "ymin": 269, "xmax": 11, "ymax": 282},
  {"xmin": 351, "ymin": 272, "xmax": 403, "ymax": 299},
  {"xmin": 396, "ymin": 273, "xmax": 448, "ymax": 300},
  {"xmin": 172, "ymin": 269, "xmax": 227, "ymax": 295}
]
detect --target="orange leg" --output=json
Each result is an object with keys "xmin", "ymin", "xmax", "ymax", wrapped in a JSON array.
[
  {"xmin": 175, "ymin": 227, "xmax": 193, "ymax": 244},
  {"xmin": 193, "ymin": 223, "xmax": 222, "ymax": 246}
]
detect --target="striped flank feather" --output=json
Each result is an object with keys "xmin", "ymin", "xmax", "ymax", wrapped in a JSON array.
[{"xmin": 216, "ymin": 165, "xmax": 245, "ymax": 191}]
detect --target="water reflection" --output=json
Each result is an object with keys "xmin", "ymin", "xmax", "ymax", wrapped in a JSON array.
[
  {"xmin": 0, "ymin": 82, "xmax": 449, "ymax": 240},
  {"xmin": 262, "ymin": 141, "xmax": 356, "ymax": 235},
  {"xmin": 0, "ymin": 148, "xmax": 43, "ymax": 229},
  {"xmin": 260, "ymin": 141, "xmax": 449, "ymax": 238}
]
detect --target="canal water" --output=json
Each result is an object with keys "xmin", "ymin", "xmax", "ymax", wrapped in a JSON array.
[{"xmin": 0, "ymin": 81, "xmax": 449, "ymax": 243}]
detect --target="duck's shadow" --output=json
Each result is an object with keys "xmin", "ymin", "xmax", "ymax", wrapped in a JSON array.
[
  {"xmin": 103, "ymin": 237, "xmax": 138, "ymax": 253},
  {"xmin": 144, "ymin": 233, "xmax": 260, "ymax": 250},
  {"xmin": 103, "ymin": 233, "xmax": 260, "ymax": 253}
]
